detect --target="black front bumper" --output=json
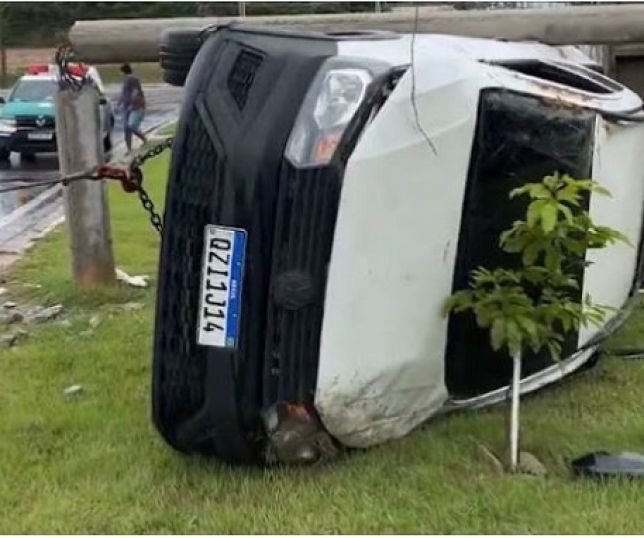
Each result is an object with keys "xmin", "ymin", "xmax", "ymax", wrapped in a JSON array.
[{"xmin": 152, "ymin": 27, "xmax": 340, "ymax": 463}]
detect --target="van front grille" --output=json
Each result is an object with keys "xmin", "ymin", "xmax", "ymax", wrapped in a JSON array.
[
  {"xmin": 263, "ymin": 163, "xmax": 343, "ymax": 405},
  {"xmin": 156, "ymin": 114, "xmax": 221, "ymax": 427}
]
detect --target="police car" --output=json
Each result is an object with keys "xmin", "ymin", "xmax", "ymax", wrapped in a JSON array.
[{"xmin": 0, "ymin": 64, "xmax": 114, "ymax": 161}]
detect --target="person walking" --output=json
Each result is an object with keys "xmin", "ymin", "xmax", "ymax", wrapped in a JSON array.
[{"xmin": 118, "ymin": 63, "xmax": 147, "ymax": 154}]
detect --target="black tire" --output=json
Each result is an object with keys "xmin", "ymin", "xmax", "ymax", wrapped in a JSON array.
[
  {"xmin": 0, "ymin": 148, "xmax": 10, "ymax": 161},
  {"xmin": 159, "ymin": 28, "xmax": 202, "ymax": 88},
  {"xmin": 103, "ymin": 134, "xmax": 112, "ymax": 153}
]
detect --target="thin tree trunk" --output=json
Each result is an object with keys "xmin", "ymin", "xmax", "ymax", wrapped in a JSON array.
[
  {"xmin": 509, "ymin": 351, "xmax": 522, "ymax": 472},
  {"xmin": 1, "ymin": 44, "xmax": 6, "ymax": 88}
]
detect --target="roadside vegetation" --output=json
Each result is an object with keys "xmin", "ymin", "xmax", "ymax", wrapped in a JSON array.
[{"xmin": 1, "ymin": 153, "xmax": 644, "ymax": 533}]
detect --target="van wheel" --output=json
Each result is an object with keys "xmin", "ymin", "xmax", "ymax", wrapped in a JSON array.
[
  {"xmin": 0, "ymin": 149, "xmax": 9, "ymax": 161},
  {"xmin": 159, "ymin": 28, "xmax": 202, "ymax": 87}
]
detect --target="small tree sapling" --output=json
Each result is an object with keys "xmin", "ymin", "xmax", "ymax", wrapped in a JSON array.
[{"xmin": 444, "ymin": 173, "xmax": 629, "ymax": 472}]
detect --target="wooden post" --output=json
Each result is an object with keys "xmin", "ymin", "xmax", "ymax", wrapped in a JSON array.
[
  {"xmin": 69, "ymin": 5, "xmax": 644, "ymax": 64},
  {"xmin": 55, "ymin": 85, "xmax": 116, "ymax": 287}
]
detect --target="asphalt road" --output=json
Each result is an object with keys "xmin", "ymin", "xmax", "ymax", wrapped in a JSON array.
[
  {"xmin": 0, "ymin": 83, "xmax": 183, "ymax": 217},
  {"xmin": 0, "ymin": 83, "xmax": 183, "ymax": 266}
]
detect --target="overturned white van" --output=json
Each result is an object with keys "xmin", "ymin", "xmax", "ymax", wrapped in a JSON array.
[{"xmin": 152, "ymin": 26, "xmax": 644, "ymax": 464}]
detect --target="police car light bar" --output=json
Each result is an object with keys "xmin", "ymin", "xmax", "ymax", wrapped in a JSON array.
[
  {"xmin": 25, "ymin": 64, "xmax": 50, "ymax": 75},
  {"xmin": 25, "ymin": 63, "xmax": 88, "ymax": 77}
]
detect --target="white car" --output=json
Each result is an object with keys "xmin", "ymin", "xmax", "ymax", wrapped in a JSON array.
[{"xmin": 152, "ymin": 26, "xmax": 644, "ymax": 464}]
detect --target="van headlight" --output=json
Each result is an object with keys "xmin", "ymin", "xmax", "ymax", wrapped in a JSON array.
[
  {"xmin": 0, "ymin": 119, "xmax": 16, "ymax": 133},
  {"xmin": 285, "ymin": 67, "xmax": 373, "ymax": 168}
]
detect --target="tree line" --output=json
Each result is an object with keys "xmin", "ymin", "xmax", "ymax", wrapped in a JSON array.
[{"xmin": 0, "ymin": 2, "xmax": 389, "ymax": 47}]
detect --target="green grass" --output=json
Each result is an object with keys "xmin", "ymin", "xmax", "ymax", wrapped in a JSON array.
[
  {"xmin": 2, "ymin": 153, "xmax": 644, "ymax": 532},
  {"xmin": 154, "ymin": 121, "xmax": 177, "ymax": 137}
]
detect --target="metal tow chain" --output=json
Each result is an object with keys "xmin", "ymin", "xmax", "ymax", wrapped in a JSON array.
[
  {"xmin": 56, "ymin": 41, "xmax": 172, "ymax": 235},
  {"xmin": 127, "ymin": 136, "xmax": 175, "ymax": 235},
  {"xmin": 0, "ymin": 140, "xmax": 174, "ymax": 238}
]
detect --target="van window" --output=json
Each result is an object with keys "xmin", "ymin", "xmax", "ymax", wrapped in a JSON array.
[{"xmin": 490, "ymin": 60, "xmax": 619, "ymax": 94}]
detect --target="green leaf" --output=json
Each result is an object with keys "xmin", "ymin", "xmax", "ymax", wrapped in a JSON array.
[
  {"xmin": 545, "ymin": 339, "xmax": 562, "ymax": 361},
  {"xmin": 509, "ymin": 185, "xmax": 530, "ymax": 199},
  {"xmin": 522, "ymin": 242, "xmax": 540, "ymax": 266},
  {"xmin": 558, "ymin": 204, "xmax": 574, "ymax": 224},
  {"xmin": 540, "ymin": 203, "xmax": 558, "ymax": 233},
  {"xmin": 516, "ymin": 316, "xmax": 538, "ymax": 341},
  {"xmin": 592, "ymin": 184, "xmax": 611, "ymax": 197},
  {"xmin": 556, "ymin": 186, "xmax": 581, "ymax": 206},
  {"xmin": 528, "ymin": 184, "xmax": 552, "ymax": 199},
  {"xmin": 527, "ymin": 200, "xmax": 547, "ymax": 228},
  {"xmin": 490, "ymin": 319, "xmax": 506, "ymax": 352},
  {"xmin": 544, "ymin": 247, "xmax": 562, "ymax": 272}
]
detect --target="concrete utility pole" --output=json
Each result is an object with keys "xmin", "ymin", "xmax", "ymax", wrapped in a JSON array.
[
  {"xmin": 69, "ymin": 4, "xmax": 644, "ymax": 64},
  {"xmin": 55, "ymin": 85, "xmax": 116, "ymax": 287},
  {"xmin": 238, "ymin": 2, "xmax": 246, "ymax": 17}
]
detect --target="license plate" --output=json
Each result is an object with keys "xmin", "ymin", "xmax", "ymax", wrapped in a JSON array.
[
  {"xmin": 197, "ymin": 225, "xmax": 247, "ymax": 348},
  {"xmin": 27, "ymin": 132, "xmax": 52, "ymax": 141}
]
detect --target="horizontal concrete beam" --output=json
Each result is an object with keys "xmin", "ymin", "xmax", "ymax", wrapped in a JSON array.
[{"xmin": 69, "ymin": 5, "xmax": 644, "ymax": 64}]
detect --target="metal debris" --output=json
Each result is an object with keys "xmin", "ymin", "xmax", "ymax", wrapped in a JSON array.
[{"xmin": 262, "ymin": 403, "xmax": 339, "ymax": 464}]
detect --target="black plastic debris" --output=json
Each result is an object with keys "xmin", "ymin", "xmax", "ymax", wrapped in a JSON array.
[{"xmin": 571, "ymin": 451, "xmax": 644, "ymax": 478}]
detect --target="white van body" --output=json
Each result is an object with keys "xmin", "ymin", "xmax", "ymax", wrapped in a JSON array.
[{"xmin": 314, "ymin": 35, "xmax": 644, "ymax": 447}]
